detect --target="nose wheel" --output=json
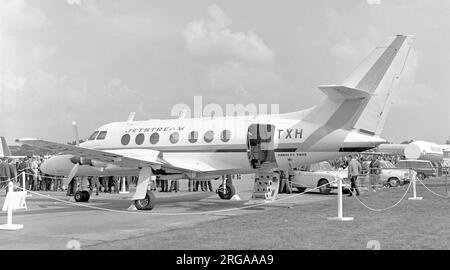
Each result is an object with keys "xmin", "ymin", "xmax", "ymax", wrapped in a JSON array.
[{"xmin": 216, "ymin": 184, "xmax": 236, "ymax": 200}]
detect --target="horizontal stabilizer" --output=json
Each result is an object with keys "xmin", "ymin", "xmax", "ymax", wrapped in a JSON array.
[{"xmin": 318, "ymin": 85, "xmax": 372, "ymax": 100}]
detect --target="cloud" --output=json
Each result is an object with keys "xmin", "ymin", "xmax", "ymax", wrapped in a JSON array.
[
  {"xmin": 183, "ymin": 4, "xmax": 275, "ymax": 63},
  {"xmin": 0, "ymin": 0, "xmax": 47, "ymax": 33},
  {"xmin": 366, "ymin": 0, "xmax": 381, "ymax": 5},
  {"xmin": 330, "ymin": 38, "xmax": 360, "ymax": 60}
]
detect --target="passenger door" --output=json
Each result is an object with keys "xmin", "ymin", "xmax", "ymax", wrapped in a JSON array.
[{"xmin": 247, "ymin": 124, "xmax": 276, "ymax": 169}]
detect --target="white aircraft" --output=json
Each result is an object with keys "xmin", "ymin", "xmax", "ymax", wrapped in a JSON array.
[
  {"xmin": 18, "ymin": 35, "xmax": 415, "ymax": 210},
  {"xmin": 377, "ymin": 141, "xmax": 450, "ymax": 163}
]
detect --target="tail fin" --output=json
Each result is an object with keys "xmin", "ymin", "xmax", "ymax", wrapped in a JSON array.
[
  {"xmin": 305, "ymin": 35, "xmax": 414, "ymax": 136},
  {"xmin": 0, "ymin": 137, "xmax": 12, "ymax": 158}
]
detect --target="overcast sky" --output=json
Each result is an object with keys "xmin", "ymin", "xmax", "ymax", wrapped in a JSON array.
[{"xmin": 1, "ymin": 0, "xmax": 449, "ymax": 145}]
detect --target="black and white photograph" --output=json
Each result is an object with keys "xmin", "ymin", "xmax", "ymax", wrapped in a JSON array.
[{"xmin": 1, "ymin": 0, "xmax": 449, "ymax": 256}]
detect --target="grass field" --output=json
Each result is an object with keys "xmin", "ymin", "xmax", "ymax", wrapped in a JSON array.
[{"xmin": 87, "ymin": 176, "xmax": 450, "ymax": 250}]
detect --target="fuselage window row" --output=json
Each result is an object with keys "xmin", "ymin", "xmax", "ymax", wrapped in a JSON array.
[{"xmin": 120, "ymin": 130, "xmax": 232, "ymax": 146}]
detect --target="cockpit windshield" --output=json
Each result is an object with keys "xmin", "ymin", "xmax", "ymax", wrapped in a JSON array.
[
  {"xmin": 96, "ymin": 131, "xmax": 107, "ymax": 140},
  {"xmin": 88, "ymin": 131, "xmax": 99, "ymax": 140}
]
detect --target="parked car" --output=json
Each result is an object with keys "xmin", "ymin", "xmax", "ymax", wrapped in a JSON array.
[
  {"xmin": 290, "ymin": 161, "xmax": 350, "ymax": 194},
  {"xmin": 395, "ymin": 160, "xmax": 437, "ymax": 180},
  {"xmin": 375, "ymin": 160, "xmax": 416, "ymax": 187}
]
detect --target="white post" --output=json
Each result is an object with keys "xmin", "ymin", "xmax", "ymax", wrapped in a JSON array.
[
  {"xmin": 0, "ymin": 182, "xmax": 24, "ymax": 230},
  {"xmin": 408, "ymin": 170, "xmax": 423, "ymax": 200},
  {"xmin": 222, "ymin": 176, "xmax": 226, "ymax": 195},
  {"xmin": 328, "ymin": 178, "xmax": 353, "ymax": 221},
  {"xmin": 119, "ymin": 176, "xmax": 129, "ymax": 194}
]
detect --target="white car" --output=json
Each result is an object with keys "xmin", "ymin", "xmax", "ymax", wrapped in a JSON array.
[
  {"xmin": 290, "ymin": 161, "xmax": 350, "ymax": 194},
  {"xmin": 376, "ymin": 160, "xmax": 416, "ymax": 187}
]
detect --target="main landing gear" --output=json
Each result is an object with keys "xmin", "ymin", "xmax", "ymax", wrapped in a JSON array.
[
  {"xmin": 132, "ymin": 167, "xmax": 157, "ymax": 210},
  {"xmin": 74, "ymin": 190, "xmax": 90, "ymax": 202}
]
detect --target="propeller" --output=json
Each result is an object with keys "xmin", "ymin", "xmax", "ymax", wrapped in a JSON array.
[
  {"xmin": 64, "ymin": 121, "xmax": 81, "ymax": 188},
  {"xmin": 72, "ymin": 121, "xmax": 79, "ymax": 147},
  {"xmin": 63, "ymin": 163, "xmax": 80, "ymax": 188}
]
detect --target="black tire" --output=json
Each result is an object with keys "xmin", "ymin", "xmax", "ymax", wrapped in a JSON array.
[
  {"xmin": 317, "ymin": 179, "xmax": 331, "ymax": 194},
  {"xmin": 417, "ymin": 173, "xmax": 425, "ymax": 180},
  {"xmin": 297, "ymin": 187, "xmax": 306, "ymax": 193},
  {"xmin": 134, "ymin": 191, "xmax": 156, "ymax": 210},
  {"xmin": 74, "ymin": 191, "xmax": 84, "ymax": 202},
  {"xmin": 388, "ymin": 178, "xmax": 399, "ymax": 187},
  {"xmin": 217, "ymin": 184, "xmax": 236, "ymax": 200},
  {"xmin": 81, "ymin": 190, "xmax": 90, "ymax": 202}
]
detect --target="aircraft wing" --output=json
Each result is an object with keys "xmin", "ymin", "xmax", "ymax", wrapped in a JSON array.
[{"xmin": 16, "ymin": 139, "xmax": 200, "ymax": 173}]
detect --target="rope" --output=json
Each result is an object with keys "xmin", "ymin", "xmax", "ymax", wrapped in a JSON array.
[
  {"xmin": 347, "ymin": 181, "xmax": 412, "ymax": 212},
  {"xmin": 417, "ymin": 179, "xmax": 449, "ymax": 199},
  {"xmin": 11, "ymin": 179, "xmax": 338, "ymax": 216},
  {"xmin": 24, "ymin": 172, "xmax": 64, "ymax": 180},
  {"xmin": 0, "ymin": 174, "xmax": 22, "ymax": 184}
]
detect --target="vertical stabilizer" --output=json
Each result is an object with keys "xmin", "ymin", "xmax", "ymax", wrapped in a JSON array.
[
  {"xmin": 304, "ymin": 35, "xmax": 414, "ymax": 136},
  {"xmin": 0, "ymin": 137, "xmax": 12, "ymax": 158}
]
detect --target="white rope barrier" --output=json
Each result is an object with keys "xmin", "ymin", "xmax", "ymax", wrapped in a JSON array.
[
  {"xmin": 347, "ymin": 182, "xmax": 412, "ymax": 212},
  {"xmin": 0, "ymin": 174, "xmax": 22, "ymax": 184},
  {"xmin": 417, "ymin": 179, "xmax": 449, "ymax": 199},
  {"xmin": 11, "ymin": 179, "xmax": 338, "ymax": 216}
]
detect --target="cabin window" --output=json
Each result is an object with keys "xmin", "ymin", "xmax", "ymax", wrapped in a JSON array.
[
  {"xmin": 135, "ymin": 133, "xmax": 145, "ymax": 145},
  {"xmin": 221, "ymin": 130, "xmax": 231, "ymax": 142},
  {"xmin": 170, "ymin": 132, "xmax": 180, "ymax": 144},
  {"xmin": 88, "ymin": 131, "xmax": 99, "ymax": 140},
  {"xmin": 149, "ymin": 133, "xmax": 159, "ymax": 145},
  {"xmin": 188, "ymin": 131, "xmax": 198, "ymax": 143},
  {"xmin": 96, "ymin": 131, "xmax": 107, "ymax": 140},
  {"xmin": 204, "ymin": 130, "xmax": 214, "ymax": 143},
  {"xmin": 121, "ymin": 134, "xmax": 130, "ymax": 145}
]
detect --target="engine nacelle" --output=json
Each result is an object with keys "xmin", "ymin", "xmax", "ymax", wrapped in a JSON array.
[{"xmin": 404, "ymin": 141, "xmax": 443, "ymax": 163}]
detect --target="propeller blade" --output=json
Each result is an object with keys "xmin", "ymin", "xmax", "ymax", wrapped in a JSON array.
[
  {"xmin": 63, "ymin": 163, "xmax": 79, "ymax": 188},
  {"xmin": 72, "ymin": 121, "xmax": 79, "ymax": 146}
]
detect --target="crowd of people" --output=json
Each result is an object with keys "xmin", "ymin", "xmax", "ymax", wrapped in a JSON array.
[
  {"xmin": 0, "ymin": 155, "xmax": 221, "ymax": 196},
  {"xmin": 329, "ymin": 153, "xmax": 405, "ymax": 171}
]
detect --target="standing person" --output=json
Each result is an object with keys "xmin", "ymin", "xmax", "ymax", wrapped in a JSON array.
[
  {"xmin": 91, "ymin": 176, "xmax": 100, "ymax": 196},
  {"xmin": 201, "ymin": 181, "xmax": 206, "ymax": 192},
  {"xmin": 8, "ymin": 158, "xmax": 17, "ymax": 182},
  {"xmin": 206, "ymin": 179, "xmax": 213, "ymax": 192},
  {"xmin": 279, "ymin": 170, "xmax": 287, "ymax": 193},
  {"xmin": 17, "ymin": 158, "xmax": 28, "ymax": 187},
  {"xmin": 66, "ymin": 177, "xmax": 76, "ymax": 196},
  {"xmin": 0, "ymin": 158, "xmax": 12, "ymax": 192},
  {"xmin": 347, "ymin": 154, "xmax": 362, "ymax": 197},
  {"xmin": 188, "ymin": 178, "xmax": 193, "ymax": 192},
  {"xmin": 30, "ymin": 157, "xmax": 39, "ymax": 191},
  {"xmin": 113, "ymin": 176, "xmax": 120, "ymax": 193},
  {"xmin": 169, "ymin": 179, "xmax": 179, "ymax": 192}
]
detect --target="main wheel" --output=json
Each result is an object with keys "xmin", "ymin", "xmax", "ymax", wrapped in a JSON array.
[
  {"xmin": 134, "ymin": 190, "xmax": 156, "ymax": 210},
  {"xmin": 388, "ymin": 177, "xmax": 399, "ymax": 187},
  {"xmin": 217, "ymin": 184, "xmax": 236, "ymax": 200},
  {"xmin": 417, "ymin": 173, "xmax": 425, "ymax": 180},
  {"xmin": 81, "ymin": 190, "xmax": 90, "ymax": 202},
  {"xmin": 74, "ymin": 191, "xmax": 84, "ymax": 202},
  {"xmin": 317, "ymin": 179, "xmax": 331, "ymax": 194}
]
